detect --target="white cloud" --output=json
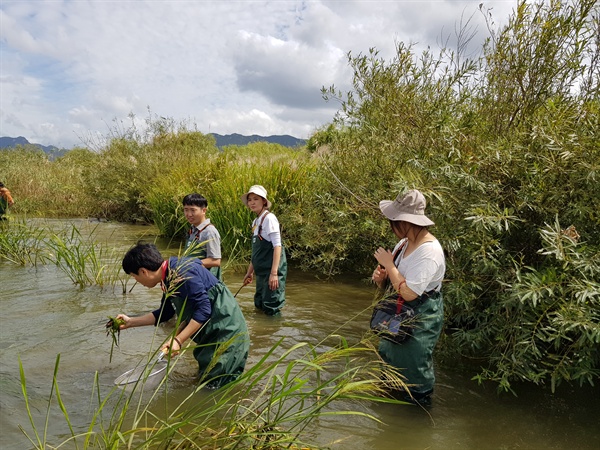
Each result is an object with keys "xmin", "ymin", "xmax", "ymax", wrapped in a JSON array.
[{"xmin": 0, "ymin": 0, "xmax": 518, "ymax": 149}]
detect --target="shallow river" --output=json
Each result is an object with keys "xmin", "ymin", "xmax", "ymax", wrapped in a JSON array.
[{"xmin": 1, "ymin": 219, "xmax": 599, "ymax": 449}]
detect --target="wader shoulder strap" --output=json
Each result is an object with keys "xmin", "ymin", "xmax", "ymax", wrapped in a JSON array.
[
  {"xmin": 190, "ymin": 223, "xmax": 215, "ymax": 241},
  {"xmin": 257, "ymin": 210, "xmax": 270, "ymax": 240},
  {"xmin": 392, "ymin": 239, "xmax": 408, "ymax": 265}
]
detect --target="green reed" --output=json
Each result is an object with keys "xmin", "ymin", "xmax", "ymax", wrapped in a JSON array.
[
  {"xmin": 143, "ymin": 142, "xmax": 314, "ymax": 270},
  {"xmin": 204, "ymin": 145, "xmax": 315, "ymax": 260},
  {"xmin": 0, "ymin": 219, "xmax": 47, "ymax": 266},
  {"xmin": 18, "ymin": 333, "xmax": 408, "ymax": 450},
  {"xmin": 44, "ymin": 224, "xmax": 128, "ymax": 289}
]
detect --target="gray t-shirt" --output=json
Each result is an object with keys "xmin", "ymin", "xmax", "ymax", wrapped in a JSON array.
[{"xmin": 186, "ymin": 218, "xmax": 222, "ymax": 259}]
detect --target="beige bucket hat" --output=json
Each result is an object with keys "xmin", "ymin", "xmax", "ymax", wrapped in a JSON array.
[
  {"xmin": 241, "ymin": 185, "xmax": 272, "ymax": 209},
  {"xmin": 379, "ymin": 189, "xmax": 434, "ymax": 226}
]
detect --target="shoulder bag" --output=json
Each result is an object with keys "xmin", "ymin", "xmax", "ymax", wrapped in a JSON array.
[{"xmin": 369, "ymin": 239, "xmax": 415, "ymax": 344}]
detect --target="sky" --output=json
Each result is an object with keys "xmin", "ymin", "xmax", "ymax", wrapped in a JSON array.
[{"xmin": 1, "ymin": 0, "xmax": 518, "ymax": 149}]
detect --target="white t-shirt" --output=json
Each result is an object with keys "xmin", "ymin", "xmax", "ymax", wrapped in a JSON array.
[
  {"xmin": 252, "ymin": 211, "xmax": 282, "ymax": 247},
  {"xmin": 393, "ymin": 238, "xmax": 445, "ymax": 295}
]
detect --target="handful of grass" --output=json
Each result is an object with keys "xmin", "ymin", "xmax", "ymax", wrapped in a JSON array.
[{"xmin": 105, "ymin": 316, "xmax": 125, "ymax": 363}]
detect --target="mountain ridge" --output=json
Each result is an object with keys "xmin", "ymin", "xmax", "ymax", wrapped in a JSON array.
[{"xmin": 0, "ymin": 133, "xmax": 306, "ymax": 155}]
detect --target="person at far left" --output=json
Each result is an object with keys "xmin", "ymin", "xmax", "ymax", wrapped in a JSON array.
[{"xmin": 0, "ymin": 181, "xmax": 15, "ymax": 220}]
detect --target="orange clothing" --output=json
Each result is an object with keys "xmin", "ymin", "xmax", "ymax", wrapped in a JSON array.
[{"xmin": 0, "ymin": 187, "xmax": 14, "ymax": 206}]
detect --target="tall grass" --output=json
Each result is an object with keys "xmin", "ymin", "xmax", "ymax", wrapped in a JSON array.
[
  {"xmin": 0, "ymin": 220, "xmax": 129, "ymax": 290},
  {"xmin": 143, "ymin": 141, "xmax": 315, "ymax": 268},
  {"xmin": 0, "ymin": 219, "xmax": 47, "ymax": 265},
  {"xmin": 0, "ymin": 147, "xmax": 98, "ymax": 217},
  {"xmin": 44, "ymin": 224, "xmax": 128, "ymax": 288},
  {"xmin": 18, "ymin": 336, "xmax": 407, "ymax": 449}
]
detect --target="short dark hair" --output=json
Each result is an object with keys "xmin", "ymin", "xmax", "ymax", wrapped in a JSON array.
[
  {"xmin": 183, "ymin": 193, "xmax": 208, "ymax": 208},
  {"xmin": 122, "ymin": 242, "xmax": 163, "ymax": 274},
  {"xmin": 0, "ymin": 182, "xmax": 4, "ymax": 188}
]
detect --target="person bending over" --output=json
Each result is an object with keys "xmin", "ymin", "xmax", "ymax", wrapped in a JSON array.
[{"xmin": 115, "ymin": 242, "xmax": 249, "ymax": 388}]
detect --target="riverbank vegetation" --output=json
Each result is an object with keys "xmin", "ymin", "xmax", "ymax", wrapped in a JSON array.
[{"xmin": 1, "ymin": 0, "xmax": 598, "ymax": 395}]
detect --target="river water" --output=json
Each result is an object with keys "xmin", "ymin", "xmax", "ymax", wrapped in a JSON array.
[{"xmin": 1, "ymin": 219, "xmax": 599, "ymax": 449}]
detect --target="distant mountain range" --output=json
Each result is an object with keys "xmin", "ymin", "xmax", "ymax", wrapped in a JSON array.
[
  {"xmin": 211, "ymin": 133, "xmax": 305, "ymax": 148},
  {"xmin": 0, "ymin": 136, "xmax": 64, "ymax": 156},
  {"xmin": 0, "ymin": 133, "xmax": 306, "ymax": 156}
]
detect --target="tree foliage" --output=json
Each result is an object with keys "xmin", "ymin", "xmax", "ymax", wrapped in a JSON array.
[{"xmin": 298, "ymin": 0, "xmax": 600, "ymax": 391}]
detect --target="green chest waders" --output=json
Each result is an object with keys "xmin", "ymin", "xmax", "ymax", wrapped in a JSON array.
[
  {"xmin": 170, "ymin": 283, "xmax": 249, "ymax": 388},
  {"xmin": 377, "ymin": 290, "xmax": 443, "ymax": 395},
  {"xmin": 186, "ymin": 229, "xmax": 222, "ymax": 281},
  {"xmin": 375, "ymin": 240, "xmax": 443, "ymax": 396},
  {"xmin": 251, "ymin": 234, "xmax": 287, "ymax": 315}
]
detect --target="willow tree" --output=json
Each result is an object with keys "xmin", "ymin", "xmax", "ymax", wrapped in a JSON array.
[{"xmin": 295, "ymin": 0, "xmax": 600, "ymax": 392}]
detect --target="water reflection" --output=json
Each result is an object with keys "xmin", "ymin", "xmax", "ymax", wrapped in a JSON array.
[{"xmin": 1, "ymin": 220, "xmax": 599, "ymax": 449}]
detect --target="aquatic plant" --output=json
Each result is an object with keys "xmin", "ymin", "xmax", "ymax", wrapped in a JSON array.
[
  {"xmin": 106, "ymin": 316, "xmax": 127, "ymax": 363},
  {"xmin": 18, "ymin": 336, "xmax": 407, "ymax": 449},
  {"xmin": 0, "ymin": 219, "xmax": 47, "ymax": 266},
  {"xmin": 44, "ymin": 224, "xmax": 127, "ymax": 288}
]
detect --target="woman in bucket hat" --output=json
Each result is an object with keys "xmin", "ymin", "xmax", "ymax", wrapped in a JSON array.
[
  {"xmin": 371, "ymin": 189, "xmax": 445, "ymax": 404},
  {"xmin": 241, "ymin": 185, "xmax": 287, "ymax": 315}
]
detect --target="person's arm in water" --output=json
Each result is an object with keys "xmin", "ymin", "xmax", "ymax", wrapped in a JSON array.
[
  {"xmin": 160, "ymin": 267, "xmax": 212, "ymax": 356},
  {"xmin": 115, "ymin": 312, "xmax": 156, "ymax": 328},
  {"xmin": 161, "ymin": 319, "xmax": 202, "ymax": 356}
]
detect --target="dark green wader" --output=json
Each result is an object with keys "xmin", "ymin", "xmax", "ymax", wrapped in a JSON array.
[
  {"xmin": 251, "ymin": 235, "xmax": 287, "ymax": 315},
  {"xmin": 378, "ymin": 290, "xmax": 443, "ymax": 396},
  {"xmin": 0, "ymin": 197, "xmax": 7, "ymax": 219},
  {"xmin": 186, "ymin": 240, "xmax": 222, "ymax": 281},
  {"xmin": 171, "ymin": 283, "xmax": 249, "ymax": 388}
]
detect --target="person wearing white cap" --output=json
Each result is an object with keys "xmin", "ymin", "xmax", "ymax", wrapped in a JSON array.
[
  {"xmin": 371, "ymin": 189, "xmax": 445, "ymax": 404},
  {"xmin": 240, "ymin": 185, "xmax": 287, "ymax": 315}
]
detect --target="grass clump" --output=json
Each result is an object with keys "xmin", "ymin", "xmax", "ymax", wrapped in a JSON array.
[
  {"xmin": 44, "ymin": 224, "xmax": 127, "ymax": 289},
  {"xmin": 0, "ymin": 219, "xmax": 46, "ymax": 266},
  {"xmin": 18, "ymin": 337, "xmax": 407, "ymax": 449},
  {"xmin": 106, "ymin": 317, "xmax": 127, "ymax": 364}
]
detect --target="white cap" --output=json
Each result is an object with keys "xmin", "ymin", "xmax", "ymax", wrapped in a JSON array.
[{"xmin": 240, "ymin": 185, "xmax": 272, "ymax": 209}]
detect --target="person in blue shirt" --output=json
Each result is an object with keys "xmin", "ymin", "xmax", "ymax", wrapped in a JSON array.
[{"xmin": 114, "ymin": 242, "xmax": 249, "ymax": 388}]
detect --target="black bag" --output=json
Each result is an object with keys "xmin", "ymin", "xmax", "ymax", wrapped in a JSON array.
[{"xmin": 370, "ymin": 294, "xmax": 416, "ymax": 344}]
